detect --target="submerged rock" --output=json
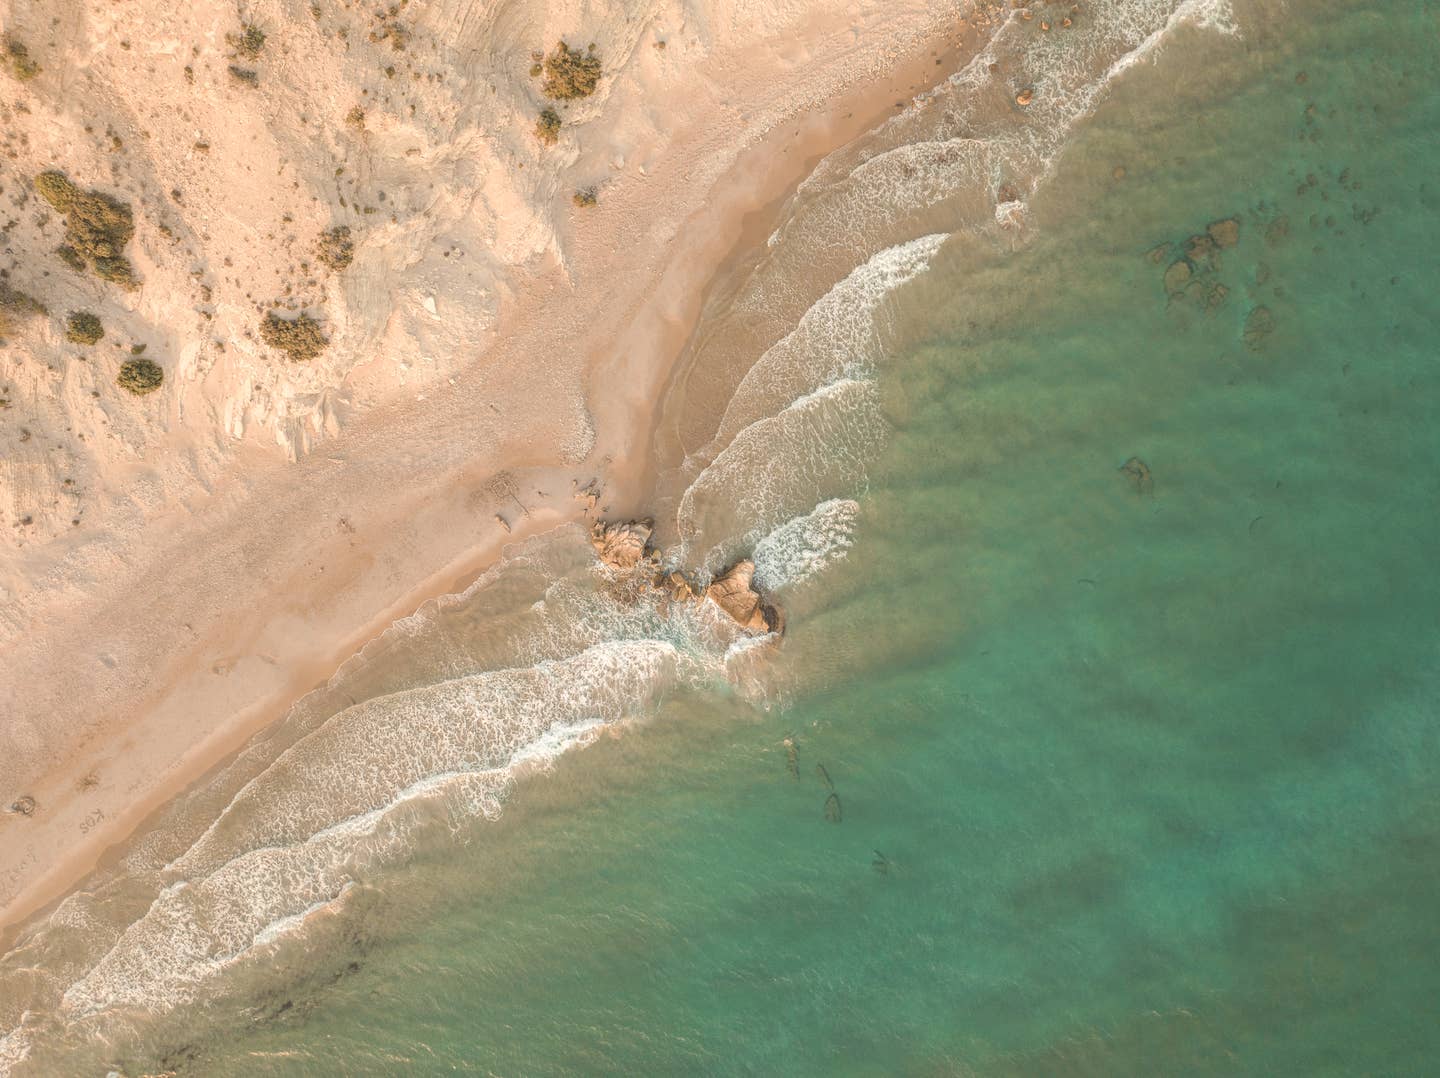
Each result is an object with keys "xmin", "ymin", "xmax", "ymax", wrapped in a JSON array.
[
  {"xmin": 1163, "ymin": 259, "xmax": 1193, "ymax": 295},
  {"xmin": 1243, "ymin": 306, "xmax": 1276, "ymax": 350},
  {"xmin": 1207, "ymin": 217, "xmax": 1241, "ymax": 249},
  {"xmin": 590, "ymin": 519, "xmax": 653, "ymax": 570},
  {"xmin": 1120, "ymin": 456, "xmax": 1153, "ymax": 494}
]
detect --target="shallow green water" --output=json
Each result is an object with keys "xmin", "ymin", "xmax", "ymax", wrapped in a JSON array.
[{"xmin": 7, "ymin": 1, "xmax": 1438, "ymax": 1074}]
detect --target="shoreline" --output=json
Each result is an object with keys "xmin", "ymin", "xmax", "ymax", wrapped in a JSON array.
[{"xmin": 0, "ymin": 7, "xmax": 1002, "ymax": 944}]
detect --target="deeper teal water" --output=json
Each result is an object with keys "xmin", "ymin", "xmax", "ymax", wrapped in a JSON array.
[{"xmin": 5, "ymin": 1, "xmax": 1439, "ymax": 1074}]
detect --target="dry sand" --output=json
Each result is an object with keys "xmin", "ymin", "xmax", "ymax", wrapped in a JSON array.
[{"xmin": 0, "ymin": 0, "xmax": 1002, "ymax": 938}]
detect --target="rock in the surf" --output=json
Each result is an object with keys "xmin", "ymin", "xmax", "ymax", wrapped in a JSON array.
[
  {"xmin": 590, "ymin": 519, "xmax": 653, "ymax": 570},
  {"xmin": 665, "ymin": 570, "xmax": 694, "ymax": 602},
  {"xmin": 703, "ymin": 559, "xmax": 777, "ymax": 633}
]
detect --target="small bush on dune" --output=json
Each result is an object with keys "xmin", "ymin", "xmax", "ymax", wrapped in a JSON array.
[
  {"xmin": 535, "ymin": 108, "xmax": 561, "ymax": 145},
  {"xmin": 35, "ymin": 171, "xmax": 139, "ymax": 290},
  {"xmin": 228, "ymin": 24, "xmax": 266, "ymax": 60},
  {"xmin": 541, "ymin": 40, "xmax": 601, "ymax": 100},
  {"xmin": 117, "ymin": 357, "xmax": 164, "ymax": 395},
  {"xmin": 261, "ymin": 311, "xmax": 328, "ymax": 362},
  {"xmin": 35, "ymin": 170, "xmax": 76, "ymax": 212},
  {"xmin": 66, "ymin": 310, "xmax": 104, "ymax": 345},
  {"xmin": 4, "ymin": 36, "xmax": 40, "ymax": 81},
  {"xmin": 0, "ymin": 282, "xmax": 45, "ymax": 340},
  {"xmin": 316, "ymin": 225, "xmax": 354, "ymax": 271},
  {"xmin": 572, "ymin": 187, "xmax": 597, "ymax": 208}
]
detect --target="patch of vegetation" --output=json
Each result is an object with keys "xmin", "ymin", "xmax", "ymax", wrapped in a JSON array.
[
  {"xmin": 34, "ymin": 171, "xmax": 139, "ymax": 290},
  {"xmin": 368, "ymin": 20, "xmax": 410, "ymax": 51},
  {"xmin": 316, "ymin": 225, "xmax": 354, "ymax": 271},
  {"xmin": 535, "ymin": 108, "xmax": 561, "ymax": 145},
  {"xmin": 540, "ymin": 40, "xmax": 601, "ymax": 100},
  {"xmin": 572, "ymin": 187, "xmax": 597, "ymax": 208},
  {"xmin": 228, "ymin": 23, "xmax": 267, "ymax": 60},
  {"xmin": 346, "ymin": 105, "xmax": 366, "ymax": 129},
  {"xmin": 66, "ymin": 310, "xmax": 104, "ymax": 345},
  {"xmin": 0, "ymin": 282, "xmax": 45, "ymax": 341},
  {"xmin": 4, "ymin": 35, "xmax": 40, "ymax": 81},
  {"xmin": 261, "ymin": 311, "xmax": 328, "ymax": 362},
  {"xmin": 117, "ymin": 357, "xmax": 164, "ymax": 395},
  {"xmin": 228, "ymin": 65, "xmax": 259, "ymax": 86},
  {"xmin": 35, "ymin": 170, "xmax": 75, "ymax": 211}
]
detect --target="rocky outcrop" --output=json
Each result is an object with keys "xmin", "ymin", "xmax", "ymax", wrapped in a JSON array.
[
  {"xmin": 703, "ymin": 559, "xmax": 779, "ymax": 634},
  {"xmin": 590, "ymin": 519, "xmax": 653, "ymax": 571},
  {"xmin": 588, "ymin": 519, "xmax": 782, "ymax": 636}
]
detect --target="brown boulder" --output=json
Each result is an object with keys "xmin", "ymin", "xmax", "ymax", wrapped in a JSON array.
[
  {"xmin": 590, "ymin": 519, "xmax": 653, "ymax": 571},
  {"xmin": 703, "ymin": 560, "xmax": 776, "ymax": 633},
  {"xmin": 665, "ymin": 570, "xmax": 694, "ymax": 602}
]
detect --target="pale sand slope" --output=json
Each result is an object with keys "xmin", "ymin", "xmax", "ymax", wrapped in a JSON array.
[{"xmin": 0, "ymin": 0, "xmax": 997, "ymax": 932}]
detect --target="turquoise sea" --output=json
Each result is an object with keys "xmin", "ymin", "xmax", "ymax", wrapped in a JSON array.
[{"xmin": 3, "ymin": 0, "xmax": 1438, "ymax": 1073}]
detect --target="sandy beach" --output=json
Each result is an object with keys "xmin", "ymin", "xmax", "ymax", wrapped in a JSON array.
[{"xmin": 0, "ymin": 0, "xmax": 1002, "ymax": 941}]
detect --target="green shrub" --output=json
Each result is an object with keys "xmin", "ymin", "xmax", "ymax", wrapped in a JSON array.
[
  {"xmin": 261, "ymin": 311, "xmax": 328, "ymax": 361},
  {"xmin": 541, "ymin": 40, "xmax": 600, "ymax": 100},
  {"xmin": 117, "ymin": 357, "xmax": 163, "ymax": 395},
  {"xmin": 66, "ymin": 310, "xmax": 104, "ymax": 345},
  {"xmin": 316, "ymin": 225, "xmax": 354, "ymax": 271},
  {"xmin": 345, "ymin": 105, "xmax": 366, "ymax": 129},
  {"xmin": 34, "ymin": 171, "xmax": 139, "ymax": 289},
  {"xmin": 535, "ymin": 108, "xmax": 561, "ymax": 145},
  {"xmin": 572, "ymin": 187, "xmax": 597, "ymax": 208},
  {"xmin": 35, "ymin": 170, "xmax": 76, "ymax": 212},
  {"xmin": 5, "ymin": 36, "xmax": 40, "ymax": 81},
  {"xmin": 228, "ymin": 24, "xmax": 266, "ymax": 60}
]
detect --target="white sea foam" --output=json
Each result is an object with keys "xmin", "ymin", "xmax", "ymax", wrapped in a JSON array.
[
  {"xmin": 60, "ymin": 640, "xmax": 683, "ymax": 1019},
  {"xmin": 701, "ymin": 234, "xmax": 948, "ymax": 461},
  {"xmin": 677, "ymin": 377, "xmax": 886, "ymax": 572},
  {"xmin": 753, "ymin": 499, "xmax": 861, "ymax": 592}
]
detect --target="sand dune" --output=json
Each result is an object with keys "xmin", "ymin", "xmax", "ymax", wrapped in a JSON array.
[{"xmin": 0, "ymin": 0, "xmax": 998, "ymax": 936}]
